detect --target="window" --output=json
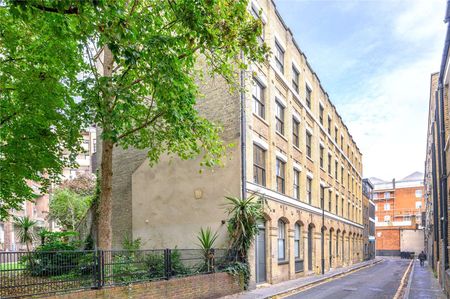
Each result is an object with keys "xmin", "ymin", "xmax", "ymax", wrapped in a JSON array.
[
  {"xmin": 334, "ymin": 161, "xmax": 338, "ymax": 179},
  {"xmin": 384, "ymin": 215, "xmax": 391, "ymax": 222},
  {"xmin": 305, "ymin": 85, "xmax": 312, "ymax": 108},
  {"xmin": 293, "ymin": 169, "xmax": 300, "ymax": 200},
  {"xmin": 307, "ymin": 177, "xmax": 312, "ymax": 204},
  {"xmin": 415, "ymin": 190, "xmax": 423, "ymax": 198},
  {"xmin": 341, "ymin": 198, "xmax": 344, "ymax": 216},
  {"xmin": 328, "ymin": 190, "xmax": 332, "ymax": 211},
  {"xmin": 306, "ymin": 131, "xmax": 312, "ymax": 158},
  {"xmin": 292, "ymin": 65, "xmax": 300, "ymax": 93},
  {"xmin": 275, "ymin": 41, "xmax": 284, "ymax": 74},
  {"xmin": 327, "ymin": 154, "xmax": 332, "ymax": 174},
  {"xmin": 320, "ymin": 186, "xmax": 324, "ymax": 209},
  {"xmin": 384, "ymin": 203, "xmax": 390, "ymax": 211},
  {"xmin": 415, "ymin": 201, "xmax": 422, "ymax": 209},
  {"xmin": 336, "ymin": 194, "xmax": 339, "ymax": 214},
  {"xmin": 294, "ymin": 224, "xmax": 302, "ymax": 260},
  {"xmin": 347, "ymin": 202, "xmax": 350, "ymax": 218},
  {"xmin": 340, "ymin": 136, "xmax": 344, "ymax": 149},
  {"xmin": 341, "ymin": 167, "xmax": 344, "ymax": 184},
  {"xmin": 278, "ymin": 220, "xmax": 286, "ymax": 261},
  {"xmin": 319, "ymin": 105, "xmax": 324, "ymax": 125},
  {"xmin": 275, "ymin": 100, "xmax": 285, "ymax": 135},
  {"xmin": 292, "ymin": 118, "xmax": 300, "ymax": 147},
  {"xmin": 250, "ymin": 5, "xmax": 265, "ymax": 45},
  {"xmin": 276, "ymin": 158, "xmax": 286, "ymax": 193},
  {"xmin": 384, "ymin": 192, "xmax": 390, "ymax": 199},
  {"xmin": 320, "ymin": 146, "xmax": 324, "ymax": 168},
  {"xmin": 334, "ymin": 127, "xmax": 338, "ymax": 143},
  {"xmin": 327, "ymin": 116, "xmax": 331, "ymax": 135},
  {"xmin": 253, "ymin": 144, "xmax": 266, "ymax": 186},
  {"xmin": 252, "ymin": 79, "xmax": 265, "ymax": 118},
  {"xmin": 93, "ymin": 138, "xmax": 97, "ymax": 153}
]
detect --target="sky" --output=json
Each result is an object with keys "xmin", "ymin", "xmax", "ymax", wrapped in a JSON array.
[{"xmin": 275, "ymin": 0, "xmax": 446, "ymax": 181}]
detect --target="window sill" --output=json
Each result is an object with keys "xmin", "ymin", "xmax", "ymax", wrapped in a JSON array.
[
  {"xmin": 276, "ymin": 131, "xmax": 288, "ymax": 142},
  {"xmin": 306, "ymin": 156, "xmax": 314, "ymax": 163},
  {"xmin": 293, "ymin": 145, "xmax": 302, "ymax": 153},
  {"xmin": 253, "ymin": 113, "xmax": 269, "ymax": 127},
  {"xmin": 278, "ymin": 260, "xmax": 289, "ymax": 265}
]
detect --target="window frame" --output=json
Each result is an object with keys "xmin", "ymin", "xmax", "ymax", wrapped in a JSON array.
[
  {"xmin": 278, "ymin": 220, "xmax": 287, "ymax": 261},
  {"xmin": 274, "ymin": 40, "xmax": 285, "ymax": 74},
  {"xmin": 307, "ymin": 177, "xmax": 312, "ymax": 204},
  {"xmin": 293, "ymin": 169, "xmax": 300, "ymax": 200},
  {"xmin": 253, "ymin": 144, "xmax": 266, "ymax": 186},
  {"xmin": 305, "ymin": 84, "xmax": 312, "ymax": 109},
  {"xmin": 275, "ymin": 100, "xmax": 285, "ymax": 135},
  {"xmin": 252, "ymin": 79, "xmax": 265, "ymax": 119},
  {"xmin": 276, "ymin": 158, "xmax": 286, "ymax": 194},
  {"xmin": 292, "ymin": 65, "xmax": 300, "ymax": 93},
  {"xmin": 306, "ymin": 131, "xmax": 312, "ymax": 158},
  {"xmin": 319, "ymin": 146, "xmax": 324, "ymax": 168},
  {"xmin": 292, "ymin": 118, "xmax": 300, "ymax": 147},
  {"xmin": 319, "ymin": 104, "xmax": 324, "ymax": 125}
]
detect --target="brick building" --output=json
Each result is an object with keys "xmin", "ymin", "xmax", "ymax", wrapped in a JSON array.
[
  {"xmin": 372, "ymin": 172, "xmax": 425, "ymax": 256},
  {"xmin": 97, "ymin": 0, "xmax": 365, "ymax": 287},
  {"xmin": 424, "ymin": 5, "xmax": 450, "ymax": 294}
]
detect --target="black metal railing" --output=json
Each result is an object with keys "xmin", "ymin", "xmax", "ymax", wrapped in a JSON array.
[{"xmin": 0, "ymin": 249, "xmax": 234, "ymax": 298}]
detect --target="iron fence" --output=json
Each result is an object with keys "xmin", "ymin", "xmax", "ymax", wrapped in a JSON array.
[{"xmin": 0, "ymin": 249, "xmax": 234, "ymax": 298}]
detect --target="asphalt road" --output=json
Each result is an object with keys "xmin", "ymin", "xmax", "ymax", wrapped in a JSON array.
[{"xmin": 285, "ymin": 258, "xmax": 411, "ymax": 299}]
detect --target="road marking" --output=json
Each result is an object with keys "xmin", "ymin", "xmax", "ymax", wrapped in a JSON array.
[{"xmin": 393, "ymin": 259, "xmax": 414, "ymax": 299}]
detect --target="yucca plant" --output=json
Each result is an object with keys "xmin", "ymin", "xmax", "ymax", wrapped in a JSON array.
[
  {"xmin": 224, "ymin": 195, "xmax": 264, "ymax": 262},
  {"xmin": 197, "ymin": 227, "xmax": 218, "ymax": 272},
  {"xmin": 14, "ymin": 216, "xmax": 37, "ymax": 252}
]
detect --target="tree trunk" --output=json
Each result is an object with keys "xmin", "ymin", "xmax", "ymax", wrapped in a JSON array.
[
  {"xmin": 98, "ymin": 46, "xmax": 115, "ymax": 250},
  {"xmin": 98, "ymin": 138, "xmax": 113, "ymax": 249}
]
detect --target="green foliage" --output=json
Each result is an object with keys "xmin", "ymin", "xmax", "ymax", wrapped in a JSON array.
[
  {"xmin": 49, "ymin": 188, "xmax": 92, "ymax": 231},
  {"xmin": 197, "ymin": 227, "xmax": 219, "ymax": 272},
  {"xmin": 122, "ymin": 236, "xmax": 142, "ymax": 251},
  {"xmin": 22, "ymin": 231, "xmax": 82, "ymax": 277},
  {"xmin": 2, "ymin": 0, "xmax": 268, "ymax": 245},
  {"xmin": 224, "ymin": 196, "xmax": 264, "ymax": 261},
  {"xmin": 13, "ymin": 216, "xmax": 37, "ymax": 250},
  {"xmin": 224, "ymin": 261, "xmax": 251, "ymax": 290},
  {"xmin": 0, "ymin": 4, "xmax": 83, "ymax": 220}
]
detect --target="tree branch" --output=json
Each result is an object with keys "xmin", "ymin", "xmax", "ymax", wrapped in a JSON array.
[
  {"xmin": 118, "ymin": 111, "xmax": 164, "ymax": 140},
  {"xmin": 0, "ymin": 112, "xmax": 18, "ymax": 126},
  {"xmin": 27, "ymin": 3, "xmax": 79, "ymax": 14}
]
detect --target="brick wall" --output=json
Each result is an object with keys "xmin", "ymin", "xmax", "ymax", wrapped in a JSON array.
[
  {"xmin": 47, "ymin": 272, "xmax": 241, "ymax": 299},
  {"xmin": 376, "ymin": 228, "xmax": 400, "ymax": 255}
]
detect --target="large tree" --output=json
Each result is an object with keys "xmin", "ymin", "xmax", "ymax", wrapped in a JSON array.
[
  {"xmin": 3, "ymin": 0, "xmax": 267, "ymax": 249},
  {"xmin": 0, "ymin": 4, "xmax": 83, "ymax": 220}
]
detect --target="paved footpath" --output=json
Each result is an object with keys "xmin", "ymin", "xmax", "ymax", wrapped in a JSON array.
[
  {"xmin": 221, "ymin": 258, "xmax": 383, "ymax": 299},
  {"xmin": 404, "ymin": 260, "xmax": 446, "ymax": 299}
]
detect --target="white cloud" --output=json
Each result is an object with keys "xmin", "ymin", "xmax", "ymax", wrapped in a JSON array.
[{"xmin": 340, "ymin": 0, "xmax": 446, "ymax": 179}]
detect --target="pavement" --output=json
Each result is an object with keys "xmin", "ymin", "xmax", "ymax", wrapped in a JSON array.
[
  {"xmin": 221, "ymin": 258, "xmax": 383, "ymax": 299},
  {"xmin": 404, "ymin": 260, "xmax": 446, "ymax": 299}
]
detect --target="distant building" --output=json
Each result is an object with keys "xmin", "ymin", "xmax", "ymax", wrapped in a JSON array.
[
  {"xmin": 0, "ymin": 127, "xmax": 97, "ymax": 251},
  {"xmin": 362, "ymin": 178, "xmax": 375, "ymax": 260},
  {"xmin": 372, "ymin": 172, "xmax": 425, "ymax": 256}
]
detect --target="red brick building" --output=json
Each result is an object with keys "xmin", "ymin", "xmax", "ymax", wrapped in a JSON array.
[{"xmin": 372, "ymin": 172, "xmax": 425, "ymax": 256}]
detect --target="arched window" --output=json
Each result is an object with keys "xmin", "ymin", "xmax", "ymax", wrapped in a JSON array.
[
  {"xmin": 294, "ymin": 224, "xmax": 301, "ymax": 259},
  {"xmin": 278, "ymin": 220, "xmax": 286, "ymax": 261}
]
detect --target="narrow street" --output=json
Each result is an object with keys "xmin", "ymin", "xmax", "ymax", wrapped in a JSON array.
[{"xmin": 285, "ymin": 258, "xmax": 410, "ymax": 299}]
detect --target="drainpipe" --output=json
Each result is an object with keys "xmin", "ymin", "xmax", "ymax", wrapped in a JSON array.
[
  {"xmin": 437, "ymin": 82, "xmax": 448, "ymax": 269},
  {"xmin": 432, "ymin": 138, "xmax": 440, "ymax": 266},
  {"xmin": 240, "ymin": 51, "xmax": 247, "ymax": 200}
]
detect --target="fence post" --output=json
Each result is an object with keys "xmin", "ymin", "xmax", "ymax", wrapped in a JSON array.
[
  {"xmin": 96, "ymin": 250, "xmax": 103, "ymax": 289},
  {"xmin": 164, "ymin": 249, "xmax": 172, "ymax": 280}
]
